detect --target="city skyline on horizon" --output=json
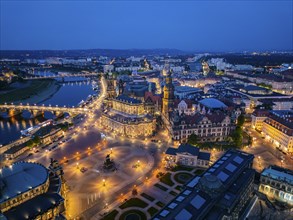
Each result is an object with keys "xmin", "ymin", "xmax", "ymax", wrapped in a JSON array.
[{"xmin": 1, "ymin": 1, "xmax": 292, "ymax": 51}]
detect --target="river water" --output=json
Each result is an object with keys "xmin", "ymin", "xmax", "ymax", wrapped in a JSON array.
[{"xmin": 0, "ymin": 71, "xmax": 97, "ymax": 145}]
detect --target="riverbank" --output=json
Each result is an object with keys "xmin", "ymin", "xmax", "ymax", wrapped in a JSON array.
[{"xmin": 0, "ymin": 80, "xmax": 61, "ymax": 104}]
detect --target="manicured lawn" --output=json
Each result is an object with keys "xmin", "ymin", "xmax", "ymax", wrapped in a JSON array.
[
  {"xmin": 170, "ymin": 165, "xmax": 194, "ymax": 172},
  {"xmin": 194, "ymin": 169, "xmax": 205, "ymax": 175},
  {"xmin": 147, "ymin": 206, "xmax": 159, "ymax": 217},
  {"xmin": 174, "ymin": 172, "xmax": 193, "ymax": 184},
  {"xmin": 154, "ymin": 183, "xmax": 168, "ymax": 191},
  {"xmin": 119, "ymin": 198, "xmax": 148, "ymax": 209},
  {"xmin": 141, "ymin": 193, "xmax": 155, "ymax": 202},
  {"xmin": 119, "ymin": 209, "xmax": 147, "ymax": 220},
  {"xmin": 101, "ymin": 209, "xmax": 119, "ymax": 220},
  {"xmin": 156, "ymin": 201, "xmax": 165, "ymax": 208},
  {"xmin": 169, "ymin": 191, "xmax": 178, "ymax": 196},
  {"xmin": 159, "ymin": 172, "xmax": 174, "ymax": 186}
]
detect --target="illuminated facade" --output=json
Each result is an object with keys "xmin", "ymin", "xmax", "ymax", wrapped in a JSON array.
[
  {"xmin": 162, "ymin": 67, "xmax": 175, "ymax": 121},
  {"xmin": 251, "ymin": 110, "xmax": 269, "ymax": 131},
  {"xmin": 165, "ymin": 144, "xmax": 210, "ymax": 168},
  {"xmin": 170, "ymin": 112, "xmax": 233, "ymax": 143},
  {"xmin": 262, "ymin": 110, "xmax": 293, "ymax": 154},
  {"xmin": 101, "ymin": 95, "xmax": 156, "ymax": 138},
  {"xmin": 112, "ymin": 95, "xmax": 144, "ymax": 115},
  {"xmin": 0, "ymin": 160, "xmax": 66, "ymax": 220},
  {"xmin": 259, "ymin": 166, "xmax": 293, "ymax": 206}
]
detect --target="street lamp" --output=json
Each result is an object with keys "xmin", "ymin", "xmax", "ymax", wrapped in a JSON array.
[{"xmin": 103, "ymin": 179, "xmax": 106, "ymax": 187}]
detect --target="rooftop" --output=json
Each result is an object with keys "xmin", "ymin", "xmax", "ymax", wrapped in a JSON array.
[
  {"xmin": 3, "ymin": 193, "xmax": 64, "ymax": 220},
  {"xmin": 175, "ymin": 86, "xmax": 202, "ymax": 93},
  {"xmin": 0, "ymin": 162, "xmax": 49, "ymax": 203},
  {"xmin": 115, "ymin": 94, "xmax": 142, "ymax": 104},
  {"xmin": 262, "ymin": 165, "xmax": 293, "ymax": 186},
  {"xmin": 199, "ymin": 98, "xmax": 227, "ymax": 109},
  {"xmin": 153, "ymin": 149, "xmax": 255, "ymax": 220},
  {"xmin": 165, "ymin": 144, "xmax": 211, "ymax": 161}
]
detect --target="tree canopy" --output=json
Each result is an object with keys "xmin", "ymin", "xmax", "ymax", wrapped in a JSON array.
[{"xmin": 187, "ymin": 133, "xmax": 198, "ymax": 146}]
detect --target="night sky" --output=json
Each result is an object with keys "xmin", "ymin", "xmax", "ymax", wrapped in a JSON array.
[{"xmin": 1, "ymin": 0, "xmax": 292, "ymax": 51}]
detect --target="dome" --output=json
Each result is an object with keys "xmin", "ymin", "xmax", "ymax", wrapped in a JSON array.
[{"xmin": 197, "ymin": 174, "xmax": 224, "ymax": 197}]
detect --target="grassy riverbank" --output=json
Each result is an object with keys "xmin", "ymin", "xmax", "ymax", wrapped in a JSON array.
[{"xmin": 0, "ymin": 79, "xmax": 59, "ymax": 104}]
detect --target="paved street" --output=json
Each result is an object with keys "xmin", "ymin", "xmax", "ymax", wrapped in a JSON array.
[{"xmin": 242, "ymin": 124, "xmax": 293, "ymax": 172}]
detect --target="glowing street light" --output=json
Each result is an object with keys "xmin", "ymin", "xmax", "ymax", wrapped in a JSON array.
[{"xmin": 103, "ymin": 179, "xmax": 106, "ymax": 187}]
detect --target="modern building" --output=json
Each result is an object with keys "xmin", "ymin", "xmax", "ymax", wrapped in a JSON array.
[
  {"xmin": 259, "ymin": 165, "xmax": 293, "ymax": 206},
  {"xmin": 174, "ymin": 86, "xmax": 202, "ymax": 99},
  {"xmin": 0, "ymin": 160, "xmax": 66, "ymax": 220},
  {"xmin": 262, "ymin": 110, "xmax": 293, "ymax": 154},
  {"xmin": 240, "ymin": 85, "xmax": 273, "ymax": 95},
  {"xmin": 165, "ymin": 144, "xmax": 210, "ymax": 168},
  {"xmin": 257, "ymin": 98, "xmax": 293, "ymax": 110},
  {"xmin": 153, "ymin": 149, "xmax": 255, "ymax": 220}
]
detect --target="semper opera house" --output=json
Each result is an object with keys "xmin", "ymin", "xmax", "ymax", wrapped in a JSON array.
[{"xmin": 0, "ymin": 160, "xmax": 66, "ymax": 220}]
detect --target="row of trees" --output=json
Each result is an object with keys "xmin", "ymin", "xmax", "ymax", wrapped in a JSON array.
[{"xmin": 231, "ymin": 114, "xmax": 245, "ymax": 148}]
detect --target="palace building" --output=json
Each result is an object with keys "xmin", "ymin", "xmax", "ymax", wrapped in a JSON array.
[
  {"xmin": 158, "ymin": 66, "xmax": 235, "ymax": 144},
  {"xmin": 0, "ymin": 160, "xmax": 66, "ymax": 220},
  {"xmin": 170, "ymin": 111, "xmax": 233, "ymax": 143},
  {"xmin": 262, "ymin": 110, "xmax": 293, "ymax": 154},
  {"xmin": 259, "ymin": 165, "xmax": 293, "ymax": 206},
  {"xmin": 165, "ymin": 143, "xmax": 210, "ymax": 168}
]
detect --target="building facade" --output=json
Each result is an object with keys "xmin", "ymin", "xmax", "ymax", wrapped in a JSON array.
[
  {"xmin": 153, "ymin": 149, "xmax": 255, "ymax": 220},
  {"xmin": 170, "ymin": 112, "xmax": 233, "ymax": 143},
  {"xmin": 100, "ymin": 95, "xmax": 156, "ymax": 138},
  {"xmin": 259, "ymin": 165, "xmax": 293, "ymax": 206},
  {"xmin": 0, "ymin": 160, "xmax": 66, "ymax": 220},
  {"xmin": 251, "ymin": 110, "xmax": 269, "ymax": 131},
  {"xmin": 165, "ymin": 144, "xmax": 210, "ymax": 168},
  {"xmin": 262, "ymin": 110, "xmax": 293, "ymax": 154}
]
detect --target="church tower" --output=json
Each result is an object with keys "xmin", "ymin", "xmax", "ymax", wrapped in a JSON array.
[
  {"xmin": 162, "ymin": 66, "xmax": 175, "ymax": 120},
  {"xmin": 106, "ymin": 72, "xmax": 116, "ymax": 99}
]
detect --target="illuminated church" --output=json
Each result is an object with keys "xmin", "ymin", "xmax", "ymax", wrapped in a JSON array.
[{"xmin": 100, "ymin": 72, "xmax": 156, "ymax": 138}]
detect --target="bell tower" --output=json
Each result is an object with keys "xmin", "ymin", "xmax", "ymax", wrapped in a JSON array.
[
  {"xmin": 106, "ymin": 72, "xmax": 116, "ymax": 99},
  {"xmin": 162, "ymin": 67, "xmax": 174, "ymax": 120}
]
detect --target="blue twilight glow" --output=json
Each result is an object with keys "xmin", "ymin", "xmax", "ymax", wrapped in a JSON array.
[{"xmin": 0, "ymin": 0, "xmax": 292, "ymax": 51}]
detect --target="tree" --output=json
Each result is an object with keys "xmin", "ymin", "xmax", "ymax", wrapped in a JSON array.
[
  {"xmin": 237, "ymin": 114, "xmax": 245, "ymax": 127},
  {"xmin": 32, "ymin": 136, "xmax": 41, "ymax": 145},
  {"xmin": 187, "ymin": 133, "xmax": 198, "ymax": 146},
  {"xmin": 231, "ymin": 126, "xmax": 243, "ymax": 148}
]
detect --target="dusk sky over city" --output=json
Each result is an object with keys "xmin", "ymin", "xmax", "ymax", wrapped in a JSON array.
[
  {"xmin": 1, "ymin": 0, "xmax": 292, "ymax": 51},
  {"xmin": 1, "ymin": 1, "xmax": 293, "ymax": 220}
]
